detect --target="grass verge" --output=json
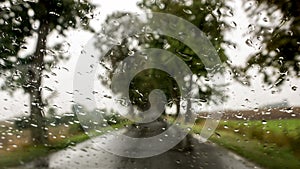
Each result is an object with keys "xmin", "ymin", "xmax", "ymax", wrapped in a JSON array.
[
  {"xmin": 0, "ymin": 122, "xmax": 130, "ymax": 168},
  {"xmin": 0, "ymin": 132, "xmax": 89, "ymax": 168},
  {"xmin": 193, "ymin": 119, "xmax": 300, "ymax": 169}
]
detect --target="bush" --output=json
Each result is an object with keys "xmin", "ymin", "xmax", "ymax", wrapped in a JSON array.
[{"xmin": 68, "ymin": 124, "xmax": 84, "ymax": 135}]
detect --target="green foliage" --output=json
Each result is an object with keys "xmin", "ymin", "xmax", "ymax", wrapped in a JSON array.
[
  {"xmin": 241, "ymin": 0, "xmax": 300, "ymax": 86},
  {"xmin": 193, "ymin": 119, "xmax": 300, "ymax": 169},
  {"xmin": 210, "ymin": 130, "xmax": 300, "ymax": 169},
  {"xmin": 98, "ymin": 0, "xmax": 232, "ymax": 111},
  {"xmin": 138, "ymin": 0, "xmax": 230, "ymax": 63},
  {"xmin": 138, "ymin": 0, "xmax": 232, "ymax": 105},
  {"xmin": 0, "ymin": 0, "xmax": 95, "ymax": 93},
  {"xmin": 217, "ymin": 119, "xmax": 300, "ymax": 158},
  {"xmin": 0, "ymin": 0, "xmax": 95, "ymax": 144},
  {"xmin": 129, "ymin": 69, "xmax": 180, "ymax": 111}
]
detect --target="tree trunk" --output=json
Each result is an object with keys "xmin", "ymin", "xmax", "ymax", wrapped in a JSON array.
[
  {"xmin": 29, "ymin": 19, "xmax": 49, "ymax": 145},
  {"xmin": 29, "ymin": 88, "xmax": 46, "ymax": 144},
  {"xmin": 185, "ymin": 75, "xmax": 193, "ymax": 123},
  {"xmin": 183, "ymin": 75, "xmax": 194, "ymax": 151}
]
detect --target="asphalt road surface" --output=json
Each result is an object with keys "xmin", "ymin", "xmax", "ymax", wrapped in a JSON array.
[{"xmin": 20, "ymin": 121, "xmax": 262, "ymax": 169}]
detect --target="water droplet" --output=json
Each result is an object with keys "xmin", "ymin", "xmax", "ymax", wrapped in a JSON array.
[
  {"xmin": 49, "ymin": 11, "xmax": 60, "ymax": 16},
  {"xmin": 112, "ymin": 20, "xmax": 119, "ymax": 26},
  {"xmin": 128, "ymin": 51, "xmax": 134, "ymax": 56},
  {"xmin": 226, "ymin": 9, "xmax": 233, "ymax": 17},
  {"xmin": 287, "ymin": 30, "xmax": 293, "ymax": 36},
  {"xmin": 183, "ymin": 9, "xmax": 192, "ymax": 15},
  {"xmin": 235, "ymin": 114, "xmax": 243, "ymax": 119},
  {"xmin": 30, "ymin": 123, "xmax": 38, "ymax": 128},
  {"xmin": 248, "ymin": 24, "xmax": 255, "ymax": 32},
  {"xmin": 230, "ymin": 21, "xmax": 237, "ymax": 28},
  {"xmin": 262, "ymin": 120, "xmax": 267, "ymax": 125},
  {"xmin": 103, "ymin": 95, "xmax": 112, "ymax": 99},
  {"xmin": 43, "ymin": 86, "xmax": 54, "ymax": 92},
  {"xmin": 157, "ymin": 2, "xmax": 165, "ymax": 9},
  {"xmin": 245, "ymin": 39, "xmax": 254, "ymax": 47},
  {"xmin": 215, "ymin": 132, "xmax": 221, "ymax": 138}
]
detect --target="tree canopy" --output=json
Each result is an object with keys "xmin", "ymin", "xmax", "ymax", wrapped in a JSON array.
[
  {"xmin": 97, "ymin": 0, "xmax": 233, "ymax": 114},
  {"xmin": 240, "ymin": 0, "xmax": 300, "ymax": 86},
  {"xmin": 0, "ymin": 0, "xmax": 95, "ymax": 144},
  {"xmin": 0, "ymin": 0, "xmax": 95, "ymax": 92}
]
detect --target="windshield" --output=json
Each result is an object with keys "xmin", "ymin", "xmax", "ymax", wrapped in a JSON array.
[{"xmin": 0, "ymin": 0, "xmax": 299, "ymax": 169}]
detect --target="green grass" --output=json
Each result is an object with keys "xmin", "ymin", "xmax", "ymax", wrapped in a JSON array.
[
  {"xmin": 218, "ymin": 119, "xmax": 300, "ymax": 152},
  {"xmin": 0, "ymin": 146, "xmax": 48, "ymax": 168},
  {"xmin": 220, "ymin": 119, "xmax": 300, "ymax": 137},
  {"xmin": 193, "ymin": 119, "xmax": 300, "ymax": 169},
  {"xmin": 0, "ymin": 122, "xmax": 131, "ymax": 168},
  {"xmin": 0, "ymin": 132, "xmax": 90, "ymax": 168},
  {"xmin": 2, "ymin": 118, "xmax": 299, "ymax": 169},
  {"xmin": 210, "ymin": 131, "xmax": 300, "ymax": 169}
]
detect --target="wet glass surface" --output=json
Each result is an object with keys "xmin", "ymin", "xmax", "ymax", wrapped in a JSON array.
[{"xmin": 0, "ymin": 0, "xmax": 300, "ymax": 168}]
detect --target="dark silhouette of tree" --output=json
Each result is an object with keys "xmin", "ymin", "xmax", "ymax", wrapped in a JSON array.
[
  {"xmin": 240, "ymin": 0, "xmax": 300, "ymax": 86},
  {"xmin": 0, "ymin": 0, "xmax": 95, "ymax": 145},
  {"xmin": 97, "ymin": 0, "xmax": 232, "ymax": 119}
]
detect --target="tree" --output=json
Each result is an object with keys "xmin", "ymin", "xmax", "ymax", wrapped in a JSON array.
[
  {"xmin": 97, "ymin": 0, "xmax": 232, "ymax": 120},
  {"xmin": 239, "ymin": 0, "xmax": 300, "ymax": 86},
  {"xmin": 0, "ymin": 0, "xmax": 95, "ymax": 144}
]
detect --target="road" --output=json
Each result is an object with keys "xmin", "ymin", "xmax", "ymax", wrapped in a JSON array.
[{"xmin": 20, "ymin": 121, "xmax": 261, "ymax": 169}]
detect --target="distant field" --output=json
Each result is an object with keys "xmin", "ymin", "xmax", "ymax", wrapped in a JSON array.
[{"xmin": 221, "ymin": 107, "xmax": 300, "ymax": 120}]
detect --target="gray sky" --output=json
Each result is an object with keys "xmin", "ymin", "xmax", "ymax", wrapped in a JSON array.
[{"xmin": 0, "ymin": 0, "xmax": 299, "ymax": 120}]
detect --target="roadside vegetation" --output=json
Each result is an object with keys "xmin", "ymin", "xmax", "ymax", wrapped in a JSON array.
[
  {"xmin": 193, "ymin": 116, "xmax": 300, "ymax": 169},
  {"xmin": 0, "ymin": 130, "xmax": 89, "ymax": 168},
  {"xmin": 1, "ymin": 108, "xmax": 300, "ymax": 169},
  {"xmin": 0, "ymin": 110, "xmax": 130, "ymax": 168}
]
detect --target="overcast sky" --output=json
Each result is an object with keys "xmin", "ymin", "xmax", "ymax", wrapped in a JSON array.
[{"xmin": 0, "ymin": 0, "xmax": 299, "ymax": 120}]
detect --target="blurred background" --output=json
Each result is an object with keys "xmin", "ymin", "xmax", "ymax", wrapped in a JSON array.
[{"xmin": 0, "ymin": 0, "xmax": 300, "ymax": 168}]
